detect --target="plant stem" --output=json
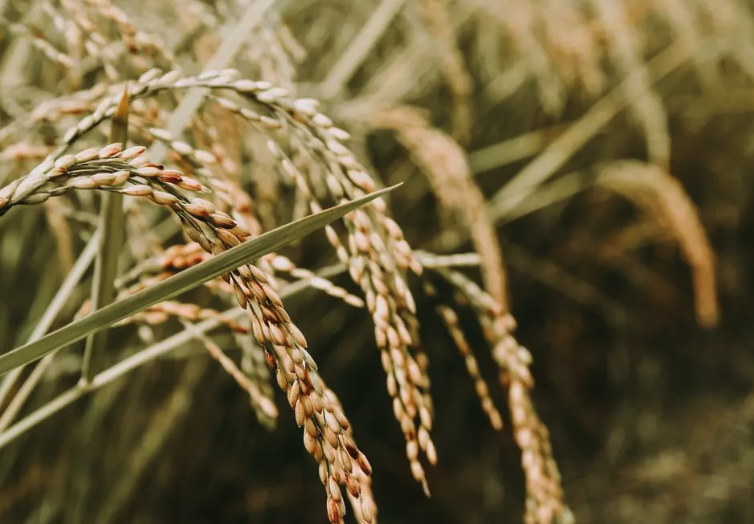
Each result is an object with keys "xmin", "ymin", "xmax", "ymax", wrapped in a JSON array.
[
  {"xmin": 147, "ymin": 0, "xmax": 283, "ymax": 164},
  {"xmin": 0, "ymin": 266, "xmax": 339, "ymax": 450},
  {"xmin": 0, "ymin": 230, "xmax": 100, "ymax": 411},
  {"xmin": 0, "ymin": 185, "xmax": 399, "ymax": 375},
  {"xmin": 80, "ymin": 88, "xmax": 129, "ymax": 384}
]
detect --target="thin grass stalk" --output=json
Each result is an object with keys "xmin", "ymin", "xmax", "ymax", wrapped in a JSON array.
[
  {"xmin": 93, "ymin": 359, "xmax": 205, "ymax": 524},
  {"xmin": 80, "ymin": 87, "xmax": 129, "ymax": 384},
  {"xmin": 488, "ymin": 38, "xmax": 711, "ymax": 222},
  {"xmin": 0, "ymin": 230, "xmax": 101, "ymax": 412},
  {"xmin": 146, "ymin": 0, "xmax": 283, "ymax": 164},
  {"xmin": 0, "ymin": 185, "xmax": 399, "ymax": 375},
  {"xmin": 320, "ymin": 0, "xmax": 409, "ymax": 99},
  {"xmin": 0, "ymin": 261, "xmax": 348, "ymax": 450}
]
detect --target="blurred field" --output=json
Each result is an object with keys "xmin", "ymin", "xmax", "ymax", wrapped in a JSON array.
[{"xmin": 1, "ymin": 0, "xmax": 754, "ymax": 523}]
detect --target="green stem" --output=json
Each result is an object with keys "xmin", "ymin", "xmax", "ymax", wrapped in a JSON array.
[{"xmin": 80, "ymin": 88, "xmax": 129, "ymax": 384}]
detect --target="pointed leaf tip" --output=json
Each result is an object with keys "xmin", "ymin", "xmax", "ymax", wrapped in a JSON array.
[{"xmin": 0, "ymin": 183, "xmax": 402, "ymax": 375}]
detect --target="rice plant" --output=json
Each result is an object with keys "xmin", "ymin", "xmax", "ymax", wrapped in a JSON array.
[{"xmin": 2, "ymin": 1, "xmax": 753, "ymax": 523}]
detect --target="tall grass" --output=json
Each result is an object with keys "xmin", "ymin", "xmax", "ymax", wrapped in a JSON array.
[{"xmin": 1, "ymin": 1, "xmax": 753, "ymax": 523}]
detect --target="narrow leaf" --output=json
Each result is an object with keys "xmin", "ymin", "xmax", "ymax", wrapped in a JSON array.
[
  {"xmin": 0, "ymin": 185, "xmax": 399, "ymax": 375},
  {"xmin": 81, "ymin": 87, "xmax": 129, "ymax": 382},
  {"xmin": 0, "ymin": 230, "xmax": 101, "ymax": 406}
]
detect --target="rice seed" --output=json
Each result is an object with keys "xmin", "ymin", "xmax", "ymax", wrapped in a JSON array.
[
  {"xmin": 120, "ymin": 184, "xmax": 153, "ymax": 197},
  {"xmin": 135, "ymin": 166, "xmax": 162, "ymax": 177},
  {"xmin": 98, "ymin": 143, "xmax": 122, "ymax": 158}
]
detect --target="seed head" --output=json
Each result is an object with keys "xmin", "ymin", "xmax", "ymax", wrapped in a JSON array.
[
  {"xmin": 74, "ymin": 148, "xmax": 100, "ymax": 163},
  {"xmin": 150, "ymin": 191, "xmax": 178, "ymax": 206},
  {"xmin": 216, "ymin": 228, "xmax": 240, "ymax": 247},
  {"xmin": 129, "ymin": 156, "xmax": 150, "ymax": 167},
  {"xmin": 177, "ymin": 177, "xmax": 203, "ymax": 191},
  {"xmin": 121, "ymin": 184, "xmax": 153, "ymax": 196},
  {"xmin": 327, "ymin": 497, "xmax": 342, "ymax": 524},
  {"xmin": 159, "ymin": 170, "xmax": 183, "ymax": 184},
  {"xmin": 98, "ymin": 143, "xmax": 122, "ymax": 158},
  {"xmin": 209, "ymin": 211, "xmax": 236, "ymax": 229},
  {"xmin": 70, "ymin": 177, "xmax": 97, "ymax": 189},
  {"xmin": 91, "ymin": 172, "xmax": 118, "ymax": 185},
  {"xmin": 194, "ymin": 149, "xmax": 217, "ymax": 165},
  {"xmin": 120, "ymin": 145, "xmax": 146, "ymax": 159},
  {"xmin": 53, "ymin": 154, "xmax": 76, "ymax": 170},
  {"xmin": 135, "ymin": 166, "xmax": 162, "ymax": 178},
  {"xmin": 182, "ymin": 203, "xmax": 210, "ymax": 218}
]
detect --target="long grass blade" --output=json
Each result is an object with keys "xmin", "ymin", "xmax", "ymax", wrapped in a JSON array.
[
  {"xmin": 80, "ymin": 87, "xmax": 129, "ymax": 383},
  {"xmin": 0, "ymin": 185, "xmax": 399, "ymax": 375},
  {"xmin": 0, "ymin": 230, "xmax": 101, "ymax": 407},
  {"xmin": 0, "ymin": 263, "xmax": 344, "ymax": 450}
]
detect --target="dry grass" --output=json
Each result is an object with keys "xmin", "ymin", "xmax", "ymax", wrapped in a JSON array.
[
  {"xmin": 1, "ymin": 0, "xmax": 753, "ymax": 523},
  {"xmin": 594, "ymin": 160, "xmax": 719, "ymax": 328}
]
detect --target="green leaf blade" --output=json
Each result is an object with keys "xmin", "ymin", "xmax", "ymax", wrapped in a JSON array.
[
  {"xmin": 0, "ymin": 184, "xmax": 400, "ymax": 375},
  {"xmin": 81, "ymin": 87, "xmax": 130, "ymax": 382}
]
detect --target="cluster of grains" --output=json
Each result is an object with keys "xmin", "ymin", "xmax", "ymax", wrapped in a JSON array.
[
  {"xmin": 44, "ymin": 0, "xmax": 175, "ymax": 81},
  {"xmin": 115, "ymin": 296, "xmax": 250, "ymax": 334},
  {"xmin": 180, "ymin": 319, "xmax": 278, "ymax": 423},
  {"xmin": 324, "ymin": 389, "xmax": 379, "ymax": 524},
  {"xmin": 252, "ymin": 295, "xmax": 375, "ymax": 524},
  {"xmin": 423, "ymin": 280, "xmax": 503, "ymax": 430},
  {"xmin": 274, "ymin": 108, "xmax": 437, "ymax": 493},
  {"xmin": 488, "ymin": 314, "xmax": 570, "ymax": 524},
  {"xmin": 200, "ymin": 81, "xmax": 437, "ymax": 492},
  {"xmin": 80, "ymin": 0, "xmax": 174, "ymax": 62},
  {"xmin": 0, "ymin": 70, "xmax": 570, "ymax": 518},
  {"xmin": 269, "ymin": 255, "xmax": 364, "ymax": 308},
  {"xmin": 0, "ymin": 142, "xmax": 206, "ymax": 216},
  {"xmin": 436, "ymin": 268, "xmax": 571, "ymax": 524},
  {"xmin": 0, "ymin": 16, "xmax": 75, "ymax": 69},
  {"xmin": 371, "ymin": 106, "xmax": 508, "ymax": 309},
  {"xmin": 1, "ymin": 135, "xmax": 376, "ymax": 523},
  {"xmin": 197, "ymin": 227, "xmax": 379, "ymax": 523},
  {"xmin": 147, "ymin": 125, "xmax": 285, "ymax": 281},
  {"xmin": 124, "ymin": 242, "xmax": 363, "ymax": 310},
  {"xmin": 595, "ymin": 160, "xmax": 718, "ymax": 327}
]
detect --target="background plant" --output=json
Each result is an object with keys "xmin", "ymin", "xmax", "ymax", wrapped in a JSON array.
[{"xmin": 1, "ymin": 1, "xmax": 754, "ymax": 523}]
